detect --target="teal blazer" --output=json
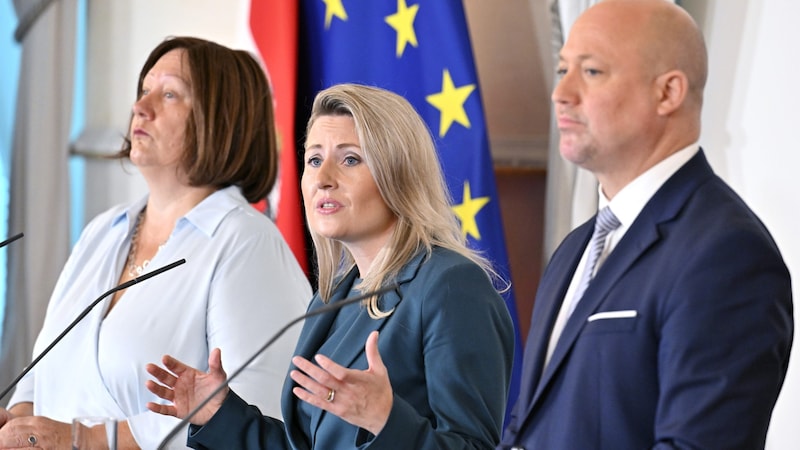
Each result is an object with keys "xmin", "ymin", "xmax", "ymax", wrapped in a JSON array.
[{"xmin": 189, "ymin": 246, "xmax": 515, "ymax": 449}]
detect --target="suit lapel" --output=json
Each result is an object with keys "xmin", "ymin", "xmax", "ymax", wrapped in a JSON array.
[
  {"xmin": 536, "ymin": 219, "xmax": 660, "ymax": 397},
  {"xmin": 516, "ymin": 224, "xmax": 590, "ymax": 410},
  {"xmin": 525, "ymin": 150, "xmax": 716, "ymax": 418}
]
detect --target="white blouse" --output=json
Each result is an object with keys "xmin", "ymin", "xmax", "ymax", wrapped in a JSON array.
[{"xmin": 8, "ymin": 186, "xmax": 311, "ymax": 449}]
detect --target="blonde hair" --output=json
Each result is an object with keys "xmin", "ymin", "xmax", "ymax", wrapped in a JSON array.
[{"xmin": 306, "ymin": 83, "xmax": 500, "ymax": 318}]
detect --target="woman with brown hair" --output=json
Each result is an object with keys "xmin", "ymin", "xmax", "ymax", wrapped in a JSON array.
[{"xmin": 0, "ymin": 36, "xmax": 311, "ymax": 449}]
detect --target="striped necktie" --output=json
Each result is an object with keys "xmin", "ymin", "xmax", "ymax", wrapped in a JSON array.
[{"xmin": 567, "ymin": 206, "xmax": 621, "ymax": 316}]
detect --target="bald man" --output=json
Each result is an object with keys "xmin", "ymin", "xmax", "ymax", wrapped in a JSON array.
[{"xmin": 499, "ymin": 1, "xmax": 793, "ymax": 448}]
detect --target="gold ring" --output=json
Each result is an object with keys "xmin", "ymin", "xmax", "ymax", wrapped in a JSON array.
[
  {"xmin": 28, "ymin": 435, "xmax": 37, "ymax": 447},
  {"xmin": 325, "ymin": 388, "xmax": 335, "ymax": 402}
]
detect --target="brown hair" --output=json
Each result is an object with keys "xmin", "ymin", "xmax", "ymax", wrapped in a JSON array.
[{"xmin": 119, "ymin": 36, "xmax": 277, "ymax": 202}]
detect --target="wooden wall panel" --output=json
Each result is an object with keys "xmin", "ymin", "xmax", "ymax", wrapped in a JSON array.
[{"xmin": 495, "ymin": 166, "xmax": 546, "ymax": 341}]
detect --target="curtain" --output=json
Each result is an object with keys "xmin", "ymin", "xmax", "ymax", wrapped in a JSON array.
[
  {"xmin": 542, "ymin": 0, "xmax": 600, "ymax": 261},
  {"xmin": 0, "ymin": 0, "xmax": 75, "ymax": 394}
]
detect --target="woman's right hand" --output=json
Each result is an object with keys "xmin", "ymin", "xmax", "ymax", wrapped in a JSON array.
[{"xmin": 145, "ymin": 348, "xmax": 229, "ymax": 426}]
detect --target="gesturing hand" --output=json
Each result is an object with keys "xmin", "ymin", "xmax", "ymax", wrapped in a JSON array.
[
  {"xmin": 290, "ymin": 331, "xmax": 394, "ymax": 436},
  {"xmin": 145, "ymin": 348, "xmax": 229, "ymax": 426}
]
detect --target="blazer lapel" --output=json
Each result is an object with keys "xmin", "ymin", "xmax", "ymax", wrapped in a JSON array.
[
  {"xmin": 283, "ymin": 270, "xmax": 360, "ymax": 449},
  {"xmin": 304, "ymin": 250, "xmax": 427, "ymax": 441},
  {"xmin": 527, "ymin": 150, "xmax": 716, "ymax": 415},
  {"xmin": 324, "ymin": 250, "xmax": 426, "ymax": 370},
  {"xmin": 293, "ymin": 269, "xmax": 360, "ymax": 362}
]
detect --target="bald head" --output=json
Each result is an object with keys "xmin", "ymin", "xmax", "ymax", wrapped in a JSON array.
[
  {"xmin": 579, "ymin": 0, "xmax": 708, "ymax": 106},
  {"xmin": 553, "ymin": 0, "xmax": 709, "ymax": 191}
]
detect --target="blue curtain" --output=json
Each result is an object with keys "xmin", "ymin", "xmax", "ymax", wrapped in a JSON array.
[
  {"xmin": 70, "ymin": 0, "xmax": 86, "ymax": 244},
  {"xmin": 0, "ymin": 0, "xmax": 22, "ymax": 341}
]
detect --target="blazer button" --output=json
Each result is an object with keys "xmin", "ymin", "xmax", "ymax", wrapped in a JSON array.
[{"xmin": 511, "ymin": 447, "xmax": 526, "ymax": 450}]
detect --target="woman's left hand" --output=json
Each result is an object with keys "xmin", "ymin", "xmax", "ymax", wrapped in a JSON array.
[
  {"xmin": 290, "ymin": 330, "xmax": 393, "ymax": 436},
  {"xmin": 0, "ymin": 415, "xmax": 70, "ymax": 449}
]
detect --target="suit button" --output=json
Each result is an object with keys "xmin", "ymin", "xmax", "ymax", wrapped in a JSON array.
[{"xmin": 511, "ymin": 447, "xmax": 526, "ymax": 450}]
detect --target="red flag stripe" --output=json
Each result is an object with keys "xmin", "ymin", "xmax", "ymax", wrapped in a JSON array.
[{"xmin": 249, "ymin": 0, "xmax": 308, "ymax": 273}]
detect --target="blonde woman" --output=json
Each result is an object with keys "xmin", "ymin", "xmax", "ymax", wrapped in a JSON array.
[{"xmin": 147, "ymin": 83, "xmax": 514, "ymax": 449}]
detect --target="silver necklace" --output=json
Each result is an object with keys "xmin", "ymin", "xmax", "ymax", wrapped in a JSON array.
[{"xmin": 126, "ymin": 209, "xmax": 167, "ymax": 277}]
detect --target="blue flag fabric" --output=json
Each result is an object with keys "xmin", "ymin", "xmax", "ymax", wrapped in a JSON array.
[{"xmin": 298, "ymin": 0, "xmax": 523, "ymax": 420}]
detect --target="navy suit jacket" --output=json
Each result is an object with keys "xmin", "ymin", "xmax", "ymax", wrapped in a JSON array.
[
  {"xmin": 189, "ymin": 247, "xmax": 514, "ymax": 449},
  {"xmin": 500, "ymin": 151, "xmax": 793, "ymax": 449}
]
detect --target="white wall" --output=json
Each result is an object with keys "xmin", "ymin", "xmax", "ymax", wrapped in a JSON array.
[
  {"xmin": 82, "ymin": 0, "xmax": 799, "ymax": 446},
  {"xmin": 682, "ymin": 0, "xmax": 799, "ymax": 447}
]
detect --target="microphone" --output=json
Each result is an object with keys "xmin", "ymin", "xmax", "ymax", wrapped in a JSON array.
[
  {"xmin": 0, "ymin": 232, "xmax": 23, "ymax": 248},
  {"xmin": 156, "ymin": 283, "xmax": 400, "ymax": 449},
  {"xmin": 0, "ymin": 258, "xmax": 187, "ymax": 402}
]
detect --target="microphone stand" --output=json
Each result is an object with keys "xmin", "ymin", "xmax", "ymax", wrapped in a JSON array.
[
  {"xmin": 0, "ymin": 232, "xmax": 23, "ymax": 248},
  {"xmin": 0, "ymin": 258, "xmax": 187, "ymax": 401}
]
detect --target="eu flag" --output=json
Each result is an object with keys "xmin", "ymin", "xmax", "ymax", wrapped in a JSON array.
[{"xmin": 297, "ymin": 0, "xmax": 523, "ymax": 420}]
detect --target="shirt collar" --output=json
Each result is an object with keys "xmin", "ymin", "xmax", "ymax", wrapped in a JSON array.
[
  {"xmin": 108, "ymin": 185, "xmax": 248, "ymax": 237},
  {"xmin": 601, "ymin": 143, "xmax": 700, "ymax": 229}
]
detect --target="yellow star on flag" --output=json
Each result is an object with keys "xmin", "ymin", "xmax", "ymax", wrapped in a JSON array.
[
  {"xmin": 452, "ymin": 180, "xmax": 490, "ymax": 240},
  {"xmin": 425, "ymin": 69, "xmax": 476, "ymax": 137},
  {"xmin": 385, "ymin": 0, "xmax": 420, "ymax": 57},
  {"xmin": 322, "ymin": 0, "xmax": 348, "ymax": 29}
]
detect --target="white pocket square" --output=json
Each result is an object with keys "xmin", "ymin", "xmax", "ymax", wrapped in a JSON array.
[{"xmin": 587, "ymin": 310, "xmax": 637, "ymax": 322}]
